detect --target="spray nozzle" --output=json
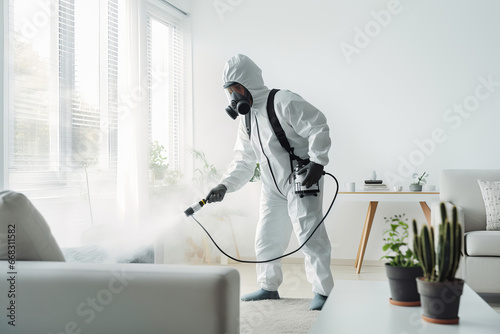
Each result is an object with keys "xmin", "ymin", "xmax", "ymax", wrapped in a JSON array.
[{"xmin": 184, "ymin": 199, "xmax": 207, "ymax": 217}]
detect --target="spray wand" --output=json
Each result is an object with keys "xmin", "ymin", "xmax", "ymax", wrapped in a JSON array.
[{"xmin": 184, "ymin": 199, "xmax": 207, "ymax": 217}]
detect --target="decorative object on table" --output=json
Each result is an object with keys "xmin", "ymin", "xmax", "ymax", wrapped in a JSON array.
[
  {"xmin": 423, "ymin": 184, "xmax": 436, "ymax": 191},
  {"xmin": 364, "ymin": 169, "xmax": 388, "ymax": 190},
  {"xmin": 364, "ymin": 180, "xmax": 388, "ymax": 190},
  {"xmin": 413, "ymin": 202, "xmax": 464, "ymax": 324},
  {"xmin": 381, "ymin": 214, "xmax": 423, "ymax": 306},
  {"xmin": 409, "ymin": 172, "xmax": 428, "ymax": 191},
  {"xmin": 392, "ymin": 186, "xmax": 403, "ymax": 192},
  {"xmin": 345, "ymin": 182, "xmax": 355, "ymax": 192}
]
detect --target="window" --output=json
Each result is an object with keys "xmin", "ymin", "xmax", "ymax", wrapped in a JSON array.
[
  {"xmin": 5, "ymin": 0, "xmax": 191, "ymax": 247},
  {"xmin": 147, "ymin": 5, "xmax": 189, "ymax": 180}
]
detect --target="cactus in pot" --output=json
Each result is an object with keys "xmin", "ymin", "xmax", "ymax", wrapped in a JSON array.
[
  {"xmin": 412, "ymin": 202, "xmax": 464, "ymax": 324},
  {"xmin": 412, "ymin": 202, "xmax": 462, "ymax": 282},
  {"xmin": 437, "ymin": 204, "xmax": 462, "ymax": 282},
  {"xmin": 412, "ymin": 220, "xmax": 436, "ymax": 280}
]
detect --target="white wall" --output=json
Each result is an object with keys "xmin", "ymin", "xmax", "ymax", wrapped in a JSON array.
[{"xmin": 189, "ymin": 0, "xmax": 500, "ymax": 262}]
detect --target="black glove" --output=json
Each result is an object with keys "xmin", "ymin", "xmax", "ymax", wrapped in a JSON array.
[
  {"xmin": 297, "ymin": 162, "xmax": 324, "ymax": 188},
  {"xmin": 206, "ymin": 184, "xmax": 227, "ymax": 203}
]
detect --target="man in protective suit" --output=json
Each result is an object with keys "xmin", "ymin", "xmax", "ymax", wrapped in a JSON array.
[{"xmin": 206, "ymin": 54, "xmax": 333, "ymax": 311}]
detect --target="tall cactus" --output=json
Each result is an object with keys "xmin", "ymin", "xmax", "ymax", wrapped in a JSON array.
[
  {"xmin": 413, "ymin": 220, "xmax": 436, "ymax": 280},
  {"xmin": 437, "ymin": 203, "xmax": 462, "ymax": 282},
  {"xmin": 413, "ymin": 202, "xmax": 463, "ymax": 282}
]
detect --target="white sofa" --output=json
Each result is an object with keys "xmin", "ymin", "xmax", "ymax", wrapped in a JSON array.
[
  {"xmin": 431, "ymin": 169, "xmax": 500, "ymax": 294},
  {"xmin": 0, "ymin": 261, "xmax": 239, "ymax": 334},
  {"xmin": 0, "ymin": 190, "xmax": 240, "ymax": 333}
]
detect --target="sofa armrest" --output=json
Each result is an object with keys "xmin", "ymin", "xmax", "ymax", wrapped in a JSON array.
[{"xmin": 0, "ymin": 262, "xmax": 239, "ymax": 334}]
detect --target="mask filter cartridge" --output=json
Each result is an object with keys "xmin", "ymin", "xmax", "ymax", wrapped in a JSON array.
[
  {"xmin": 224, "ymin": 83, "xmax": 252, "ymax": 119},
  {"xmin": 225, "ymin": 92, "xmax": 251, "ymax": 119}
]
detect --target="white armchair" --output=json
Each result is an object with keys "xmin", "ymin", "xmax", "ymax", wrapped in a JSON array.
[{"xmin": 431, "ymin": 169, "xmax": 500, "ymax": 294}]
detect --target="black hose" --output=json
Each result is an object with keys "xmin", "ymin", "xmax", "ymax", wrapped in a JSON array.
[{"xmin": 190, "ymin": 172, "xmax": 339, "ymax": 264}]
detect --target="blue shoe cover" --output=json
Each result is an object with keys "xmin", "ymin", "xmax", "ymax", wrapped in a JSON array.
[
  {"xmin": 310, "ymin": 294, "xmax": 327, "ymax": 311},
  {"xmin": 241, "ymin": 288, "xmax": 280, "ymax": 301}
]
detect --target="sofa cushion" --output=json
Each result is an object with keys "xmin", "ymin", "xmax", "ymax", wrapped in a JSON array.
[
  {"xmin": 465, "ymin": 231, "xmax": 500, "ymax": 256},
  {"xmin": 477, "ymin": 179, "xmax": 500, "ymax": 231},
  {"xmin": 0, "ymin": 190, "xmax": 65, "ymax": 261}
]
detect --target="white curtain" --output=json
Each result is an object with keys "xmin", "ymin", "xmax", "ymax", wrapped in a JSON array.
[{"xmin": 116, "ymin": 0, "xmax": 150, "ymax": 227}]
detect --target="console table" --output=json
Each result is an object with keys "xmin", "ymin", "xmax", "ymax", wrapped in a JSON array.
[
  {"xmin": 338, "ymin": 191, "xmax": 440, "ymax": 274},
  {"xmin": 310, "ymin": 280, "xmax": 500, "ymax": 333}
]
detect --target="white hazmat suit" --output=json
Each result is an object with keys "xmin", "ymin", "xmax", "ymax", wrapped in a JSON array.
[{"xmin": 219, "ymin": 54, "xmax": 334, "ymax": 298}]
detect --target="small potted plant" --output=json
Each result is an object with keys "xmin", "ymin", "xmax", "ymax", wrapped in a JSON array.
[
  {"xmin": 409, "ymin": 172, "xmax": 428, "ymax": 191},
  {"xmin": 149, "ymin": 140, "xmax": 168, "ymax": 181},
  {"xmin": 381, "ymin": 214, "xmax": 423, "ymax": 306},
  {"xmin": 413, "ymin": 203, "xmax": 464, "ymax": 324}
]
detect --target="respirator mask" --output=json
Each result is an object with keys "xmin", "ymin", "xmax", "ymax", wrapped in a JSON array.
[{"xmin": 224, "ymin": 82, "xmax": 252, "ymax": 120}]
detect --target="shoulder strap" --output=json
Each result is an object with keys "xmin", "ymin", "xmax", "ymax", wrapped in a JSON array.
[
  {"xmin": 245, "ymin": 112, "xmax": 251, "ymax": 138},
  {"xmin": 267, "ymin": 89, "xmax": 292, "ymax": 153},
  {"xmin": 266, "ymin": 89, "xmax": 307, "ymax": 164}
]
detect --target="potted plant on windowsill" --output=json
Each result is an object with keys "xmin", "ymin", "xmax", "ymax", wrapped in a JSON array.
[
  {"xmin": 381, "ymin": 214, "xmax": 423, "ymax": 306},
  {"xmin": 409, "ymin": 172, "xmax": 428, "ymax": 192},
  {"xmin": 413, "ymin": 203, "xmax": 464, "ymax": 324},
  {"xmin": 149, "ymin": 140, "xmax": 169, "ymax": 182}
]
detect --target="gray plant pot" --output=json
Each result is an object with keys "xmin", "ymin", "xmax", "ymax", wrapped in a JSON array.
[
  {"xmin": 416, "ymin": 277, "xmax": 464, "ymax": 324},
  {"xmin": 409, "ymin": 184, "xmax": 422, "ymax": 192},
  {"xmin": 153, "ymin": 166, "xmax": 167, "ymax": 180},
  {"xmin": 385, "ymin": 263, "xmax": 423, "ymax": 306}
]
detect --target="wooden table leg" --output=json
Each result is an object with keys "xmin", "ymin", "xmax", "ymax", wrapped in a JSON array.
[
  {"xmin": 354, "ymin": 215, "xmax": 368, "ymax": 268},
  {"xmin": 355, "ymin": 201, "xmax": 378, "ymax": 274},
  {"xmin": 419, "ymin": 201, "xmax": 431, "ymax": 226}
]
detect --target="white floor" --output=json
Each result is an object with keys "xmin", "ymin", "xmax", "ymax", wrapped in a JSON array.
[{"xmin": 228, "ymin": 261, "xmax": 500, "ymax": 315}]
